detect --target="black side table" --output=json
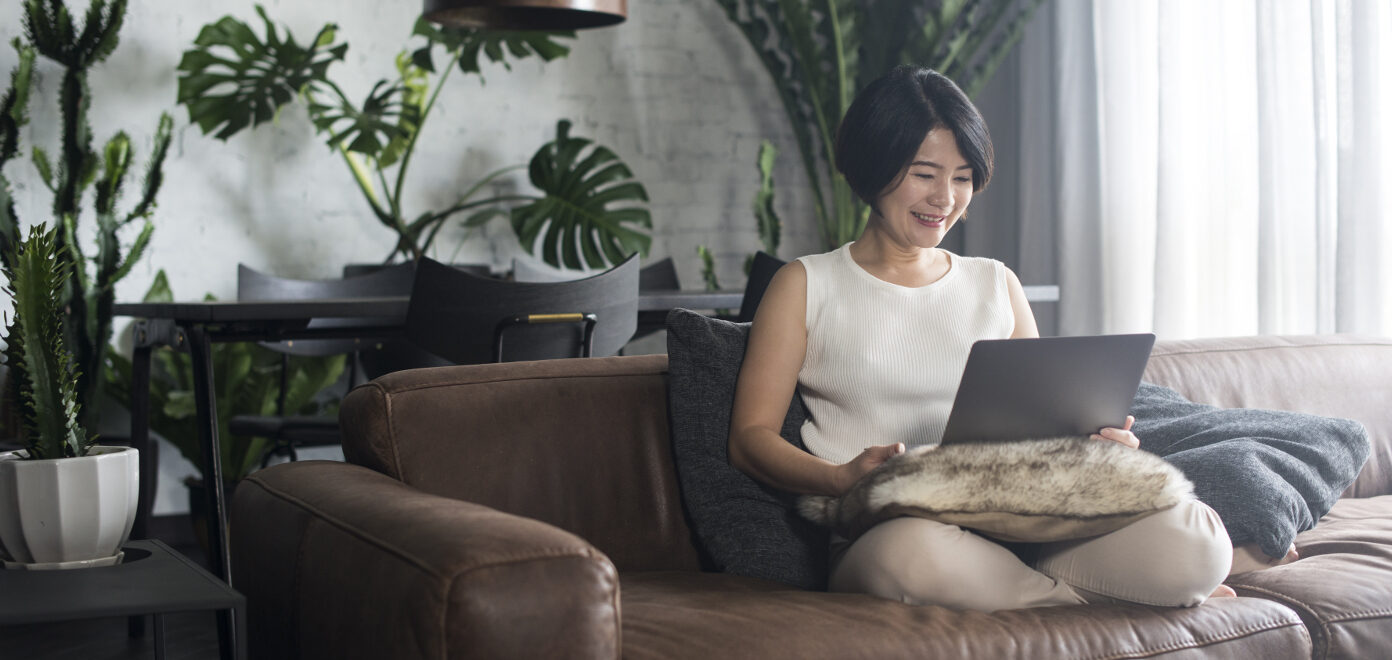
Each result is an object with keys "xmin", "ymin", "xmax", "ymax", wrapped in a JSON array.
[{"xmin": 0, "ymin": 539, "xmax": 244, "ymax": 660}]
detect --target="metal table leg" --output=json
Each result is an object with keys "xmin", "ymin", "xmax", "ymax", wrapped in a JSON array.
[
  {"xmin": 179, "ymin": 324, "xmax": 237, "ymax": 660},
  {"xmin": 129, "ymin": 322, "xmax": 159, "ymax": 541},
  {"xmin": 153, "ymin": 613, "xmax": 167, "ymax": 660},
  {"xmin": 181, "ymin": 323, "xmax": 230, "ymax": 583}
]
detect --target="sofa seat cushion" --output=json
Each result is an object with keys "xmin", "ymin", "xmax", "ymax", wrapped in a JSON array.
[
  {"xmin": 1227, "ymin": 495, "xmax": 1392, "ymax": 660},
  {"xmin": 619, "ymin": 572, "xmax": 1310, "ymax": 660}
]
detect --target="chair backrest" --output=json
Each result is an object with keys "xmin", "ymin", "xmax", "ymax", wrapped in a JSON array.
[
  {"xmin": 236, "ymin": 263, "xmax": 417, "ymax": 357},
  {"xmin": 513, "ymin": 257, "xmax": 677, "ymax": 291},
  {"xmin": 341, "ymin": 262, "xmax": 490, "ymax": 279},
  {"xmin": 737, "ymin": 251, "xmax": 787, "ymax": 323},
  {"xmin": 638, "ymin": 257, "xmax": 680, "ymax": 292},
  {"xmin": 407, "ymin": 254, "xmax": 640, "ymax": 364},
  {"xmin": 239, "ymin": 263, "xmax": 416, "ymax": 301},
  {"xmin": 511, "ymin": 258, "xmax": 588, "ymax": 283}
]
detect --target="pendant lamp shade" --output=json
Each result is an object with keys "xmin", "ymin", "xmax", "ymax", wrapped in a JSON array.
[{"xmin": 423, "ymin": 0, "xmax": 627, "ymax": 30}]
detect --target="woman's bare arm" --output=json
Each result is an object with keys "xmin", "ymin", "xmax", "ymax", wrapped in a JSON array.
[
  {"xmin": 729, "ymin": 262, "xmax": 902, "ymax": 496},
  {"xmin": 1006, "ymin": 267, "xmax": 1040, "ymax": 339}
]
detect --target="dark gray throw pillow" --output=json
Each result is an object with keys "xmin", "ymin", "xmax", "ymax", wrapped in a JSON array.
[
  {"xmin": 1131, "ymin": 382, "xmax": 1370, "ymax": 558},
  {"xmin": 665, "ymin": 308, "xmax": 828, "ymax": 590}
]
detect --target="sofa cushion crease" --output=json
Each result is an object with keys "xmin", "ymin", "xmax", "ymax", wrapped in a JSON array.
[
  {"xmin": 1220, "ymin": 494, "xmax": 1392, "ymax": 659},
  {"xmin": 617, "ymin": 570, "xmax": 1308, "ymax": 660},
  {"xmin": 1079, "ymin": 618, "xmax": 1311, "ymax": 660}
]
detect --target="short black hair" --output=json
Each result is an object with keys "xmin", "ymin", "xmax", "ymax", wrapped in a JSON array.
[{"xmin": 834, "ymin": 65, "xmax": 994, "ymax": 207}]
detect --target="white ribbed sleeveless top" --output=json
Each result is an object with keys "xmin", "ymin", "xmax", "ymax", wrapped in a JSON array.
[{"xmin": 796, "ymin": 244, "xmax": 1015, "ymax": 464}]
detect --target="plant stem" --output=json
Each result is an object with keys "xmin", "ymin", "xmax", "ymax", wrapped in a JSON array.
[
  {"xmin": 389, "ymin": 48, "xmax": 465, "ymax": 259},
  {"xmin": 336, "ymin": 146, "xmax": 391, "ymax": 225}
]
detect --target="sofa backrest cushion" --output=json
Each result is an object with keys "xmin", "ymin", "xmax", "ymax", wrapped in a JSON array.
[
  {"xmin": 665, "ymin": 309, "xmax": 828, "ymax": 590},
  {"xmin": 339, "ymin": 354, "xmax": 704, "ymax": 573},
  {"xmin": 1142, "ymin": 334, "xmax": 1392, "ymax": 498}
]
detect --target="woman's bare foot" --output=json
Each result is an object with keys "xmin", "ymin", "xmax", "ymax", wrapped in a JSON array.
[
  {"xmin": 1209, "ymin": 584, "xmax": 1237, "ymax": 599},
  {"xmin": 1229, "ymin": 543, "xmax": 1300, "ymax": 576}
]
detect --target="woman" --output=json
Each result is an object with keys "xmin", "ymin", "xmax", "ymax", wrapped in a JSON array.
[{"xmin": 729, "ymin": 65, "xmax": 1237, "ymax": 611}]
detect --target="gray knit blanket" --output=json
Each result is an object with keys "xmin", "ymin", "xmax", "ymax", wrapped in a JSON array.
[{"xmin": 1130, "ymin": 382, "xmax": 1371, "ymax": 558}]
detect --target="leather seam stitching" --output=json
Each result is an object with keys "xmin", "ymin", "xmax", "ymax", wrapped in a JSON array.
[
  {"xmin": 442, "ymin": 550, "xmax": 618, "ymax": 658},
  {"xmin": 381, "ymin": 369, "xmax": 656, "ymax": 396},
  {"xmin": 1225, "ymin": 583, "xmax": 1329, "ymax": 654},
  {"xmin": 1321, "ymin": 608, "xmax": 1392, "ymax": 622},
  {"xmin": 246, "ymin": 473, "xmax": 596, "ymax": 579},
  {"xmin": 1080, "ymin": 616, "xmax": 1307, "ymax": 660},
  {"xmin": 383, "ymin": 387, "xmax": 405, "ymax": 481},
  {"xmin": 1149, "ymin": 341, "xmax": 1392, "ymax": 359}
]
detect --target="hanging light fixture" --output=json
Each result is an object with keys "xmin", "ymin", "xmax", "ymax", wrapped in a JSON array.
[{"xmin": 423, "ymin": 0, "xmax": 627, "ymax": 31}]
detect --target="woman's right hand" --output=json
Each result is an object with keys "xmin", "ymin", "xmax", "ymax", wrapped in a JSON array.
[{"xmin": 833, "ymin": 443, "xmax": 906, "ymax": 495}]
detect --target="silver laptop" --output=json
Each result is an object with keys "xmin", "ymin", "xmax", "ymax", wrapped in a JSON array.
[{"xmin": 938, "ymin": 333, "xmax": 1156, "ymax": 445}]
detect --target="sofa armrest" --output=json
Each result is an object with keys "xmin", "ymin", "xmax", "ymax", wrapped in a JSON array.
[{"xmin": 230, "ymin": 460, "xmax": 620, "ymax": 660}]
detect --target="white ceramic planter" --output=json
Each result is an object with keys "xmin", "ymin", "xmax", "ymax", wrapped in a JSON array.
[{"xmin": 0, "ymin": 445, "xmax": 139, "ymax": 568}]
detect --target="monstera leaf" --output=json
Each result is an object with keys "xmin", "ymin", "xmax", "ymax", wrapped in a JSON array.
[
  {"xmin": 409, "ymin": 19, "xmax": 573, "ymax": 75},
  {"xmin": 176, "ymin": 5, "xmax": 346, "ymax": 140},
  {"xmin": 307, "ymin": 80, "xmax": 418, "ymax": 160},
  {"xmin": 511, "ymin": 120, "xmax": 651, "ymax": 270}
]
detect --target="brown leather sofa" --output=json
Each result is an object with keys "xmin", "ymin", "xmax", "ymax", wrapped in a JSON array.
[{"xmin": 231, "ymin": 334, "xmax": 1392, "ymax": 659}]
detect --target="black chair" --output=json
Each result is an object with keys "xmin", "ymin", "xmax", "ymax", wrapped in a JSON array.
[
  {"xmin": 230, "ymin": 263, "xmax": 416, "ymax": 463},
  {"xmin": 342, "ymin": 262, "xmax": 491, "ymax": 279},
  {"xmin": 737, "ymin": 251, "xmax": 787, "ymax": 323},
  {"xmin": 638, "ymin": 257, "xmax": 680, "ymax": 292},
  {"xmin": 406, "ymin": 254, "xmax": 640, "ymax": 364}
]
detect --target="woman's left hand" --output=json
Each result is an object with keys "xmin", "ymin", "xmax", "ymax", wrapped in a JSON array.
[{"xmin": 1091, "ymin": 415, "xmax": 1140, "ymax": 449}]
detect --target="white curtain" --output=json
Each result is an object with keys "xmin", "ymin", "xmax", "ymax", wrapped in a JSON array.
[{"xmin": 1041, "ymin": 0, "xmax": 1392, "ymax": 339}]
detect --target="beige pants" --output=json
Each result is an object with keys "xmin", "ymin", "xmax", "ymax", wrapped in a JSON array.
[{"xmin": 829, "ymin": 499, "xmax": 1232, "ymax": 611}]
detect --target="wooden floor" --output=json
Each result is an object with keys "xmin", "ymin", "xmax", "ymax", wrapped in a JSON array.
[{"xmin": 0, "ymin": 516, "xmax": 223, "ymax": 660}]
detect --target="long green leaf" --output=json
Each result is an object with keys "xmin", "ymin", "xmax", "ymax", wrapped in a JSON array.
[
  {"xmin": 2, "ymin": 225, "xmax": 89, "ymax": 458},
  {"xmin": 754, "ymin": 139, "xmax": 781, "ymax": 254}
]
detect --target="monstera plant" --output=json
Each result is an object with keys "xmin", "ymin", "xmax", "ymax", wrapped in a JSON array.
[
  {"xmin": 177, "ymin": 6, "xmax": 650, "ymax": 268},
  {"xmin": 713, "ymin": 0, "xmax": 1044, "ymax": 252}
]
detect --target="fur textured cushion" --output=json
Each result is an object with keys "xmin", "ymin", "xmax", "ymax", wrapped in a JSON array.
[{"xmin": 800, "ymin": 437, "xmax": 1194, "ymax": 543}]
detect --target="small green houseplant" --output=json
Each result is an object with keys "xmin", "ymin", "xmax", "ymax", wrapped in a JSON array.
[
  {"xmin": 176, "ymin": 7, "xmax": 651, "ymax": 269},
  {"xmin": 0, "ymin": 224, "xmax": 138, "ymax": 568}
]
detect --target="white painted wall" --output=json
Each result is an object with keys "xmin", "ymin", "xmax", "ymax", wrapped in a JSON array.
[{"xmin": 0, "ymin": 0, "xmax": 823, "ymax": 514}]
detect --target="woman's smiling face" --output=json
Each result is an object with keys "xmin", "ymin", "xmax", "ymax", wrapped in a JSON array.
[{"xmin": 871, "ymin": 127, "xmax": 974, "ymax": 248}]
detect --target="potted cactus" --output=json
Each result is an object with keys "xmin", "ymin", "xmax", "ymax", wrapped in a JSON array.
[{"xmin": 0, "ymin": 225, "xmax": 138, "ymax": 569}]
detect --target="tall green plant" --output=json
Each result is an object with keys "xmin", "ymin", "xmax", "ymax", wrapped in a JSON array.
[
  {"xmin": 714, "ymin": 0, "xmax": 1043, "ymax": 251},
  {"xmin": 177, "ymin": 6, "xmax": 650, "ymax": 268},
  {"xmin": 0, "ymin": 0, "xmax": 173, "ymax": 431},
  {"xmin": 2, "ymin": 225, "xmax": 93, "ymax": 459}
]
